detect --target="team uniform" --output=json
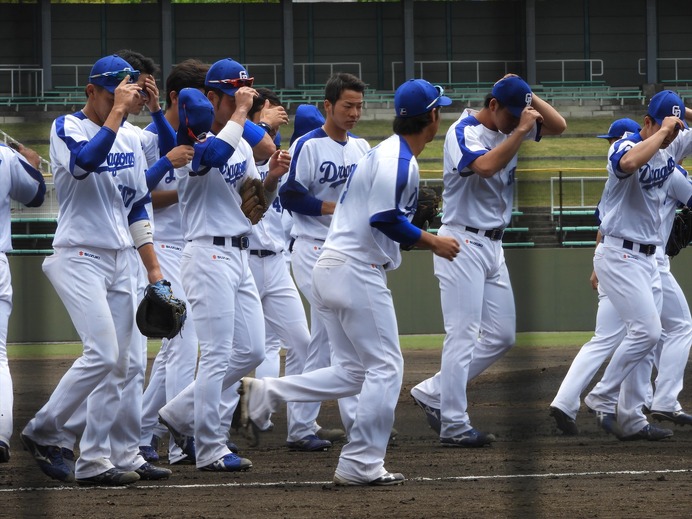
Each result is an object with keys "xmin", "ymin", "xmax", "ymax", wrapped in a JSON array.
[
  {"xmin": 157, "ymin": 124, "xmax": 266, "ymax": 469},
  {"xmin": 59, "ymin": 117, "xmax": 176, "ymax": 475},
  {"xmin": 550, "ymin": 164, "xmax": 692, "ymax": 434},
  {"xmin": 583, "ymin": 127, "xmax": 692, "ymax": 434},
  {"xmin": 411, "ymin": 112, "xmax": 538, "ymax": 439},
  {"xmin": 22, "ymin": 110, "xmax": 151, "ymax": 481},
  {"xmin": 242, "ymin": 133, "xmax": 421, "ymax": 484},
  {"xmin": 280, "ymin": 127, "xmax": 370, "ymax": 441},
  {"xmin": 0, "ymin": 145, "xmax": 46, "ymax": 462}
]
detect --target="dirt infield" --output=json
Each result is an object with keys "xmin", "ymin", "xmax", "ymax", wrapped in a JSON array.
[{"xmin": 2, "ymin": 345, "xmax": 691, "ymax": 518}]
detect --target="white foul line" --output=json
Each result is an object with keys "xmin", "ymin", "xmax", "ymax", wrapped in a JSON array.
[{"xmin": 1, "ymin": 468, "xmax": 690, "ymax": 493}]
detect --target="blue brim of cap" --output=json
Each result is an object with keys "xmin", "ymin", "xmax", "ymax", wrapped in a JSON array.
[
  {"xmin": 507, "ymin": 106, "xmax": 525, "ymax": 118},
  {"xmin": 437, "ymin": 95, "xmax": 453, "ymax": 108},
  {"xmin": 596, "ymin": 134, "xmax": 614, "ymax": 139}
]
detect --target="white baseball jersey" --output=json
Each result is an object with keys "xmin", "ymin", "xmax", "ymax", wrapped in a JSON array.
[
  {"xmin": 50, "ymin": 112, "xmax": 150, "ymax": 249},
  {"xmin": 283, "ymin": 128, "xmax": 370, "ymax": 240},
  {"xmin": 322, "ymin": 134, "xmax": 419, "ymax": 270},
  {"xmin": 599, "ymin": 130, "xmax": 692, "ymax": 246},
  {"xmin": 176, "ymin": 135, "xmax": 260, "ymax": 240},
  {"xmin": 442, "ymin": 113, "xmax": 538, "ymax": 229},
  {"xmin": 0, "ymin": 145, "xmax": 45, "ymax": 252}
]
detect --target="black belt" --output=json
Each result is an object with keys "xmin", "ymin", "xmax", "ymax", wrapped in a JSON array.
[
  {"xmin": 250, "ymin": 249, "xmax": 277, "ymax": 258},
  {"xmin": 212, "ymin": 236, "xmax": 249, "ymax": 250},
  {"xmin": 604, "ymin": 236, "xmax": 656, "ymax": 256},
  {"xmin": 464, "ymin": 226, "xmax": 504, "ymax": 241}
]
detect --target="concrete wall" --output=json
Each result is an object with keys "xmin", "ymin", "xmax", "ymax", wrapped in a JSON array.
[{"xmin": 11, "ymin": 247, "xmax": 692, "ymax": 343}]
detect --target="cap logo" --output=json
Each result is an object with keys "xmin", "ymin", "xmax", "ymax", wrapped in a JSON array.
[
  {"xmin": 672, "ymin": 105, "xmax": 682, "ymax": 118},
  {"xmin": 239, "ymin": 70, "xmax": 249, "ymax": 80},
  {"xmin": 525, "ymin": 92, "xmax": 533, "ymax": 106},
  {"xmin": 399, "ymin": 108, "xmax": 407, "ymax": 116}
]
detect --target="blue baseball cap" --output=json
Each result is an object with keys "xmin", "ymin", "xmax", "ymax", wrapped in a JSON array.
[
  {"xmin": 597, "ymin": 118, "xmax": 641, "ymax": 139},
  {"xmin": 205, "ymin": 58, "xmax": 254, "ymax": 96},
  {"xmin": 648, "ymin": 90, "xmax": 688, "ymax": 128},
  {"xmin": 89, "ymin": 54, "xmax": 139, "ymax": 94},
  {"xmin": 395, "ymin": 79, "xmax": 452, "ymax": 118},
  {"xmin": 177, "ymin": 88, "xmax": 214, "ymax": 146},
  {"xmin": 290, "ymin": 104, "xmax": 325, "ymax": 145},
  {"xmin": 492, "ymin": 76, "xmax": 533, "ymax": 118}
]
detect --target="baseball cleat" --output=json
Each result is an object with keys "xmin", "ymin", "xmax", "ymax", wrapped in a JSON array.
[
  {"xmin": 61, "ymin": 447, "xmax": 76, "ymax": 473},
  {"xmin": 333, "ymin": 471, "xmax": 406, "ymax": 486},
  {"xmin": 139, "ymin": 444, "xmax": 160, "ymax": 463},
  {"xmin": 586, "ymin": 406, "xmax": 621, "ymax": 437},
  {"xmin": 226, "ymin": 440, "xmax": 239, "ymax": 454},
  {"xmin": 411, "ymin": 395, "xmax": 442, "ymax": 434},
  {"xmin": 238, "ymin": 378, "xmax": 263, "ymax": 447},
  {"xmin": 135, "ymin": 462, "xmax": 172, "ymax": 480},
  {"xmin": 199, "ymin": 453, "xmax": 253, "ymax": 472},
  {"xmin": 618, "ymin": 423, "xmax": 673, "ymax": 442},
  {"xmin": 21, "ymin": 433, "xmax": 75, "ymax": 482},
  {"xmin": 316, "ymin": 427, "xmax": 346, "ymax": 443},
  {"xmin": 0, "ymin": 440, "xmax": 9, "ymax": 463},
  {"xmin": 158, "ymin": 415, "xmax": 196, "ymax": 463},
  {"xmin": 549, "ymin": 406, "xmax": 579, "ymax": 436},
  {"xmin": 650, "ymin": 409, "xmax": 692, "ymax": 426},
  {"xmin": 286, "ymin": 434, "xmax": 332, "ymax": 452},
  {"xmin": 440, "ymin": 428, "xmax": 496, "ymax": 448},
  {"xmin": 76, "ymin": 468, "xmax": 140, "ymax": 486}
]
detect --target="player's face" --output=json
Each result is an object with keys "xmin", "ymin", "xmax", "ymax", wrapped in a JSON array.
[
  {"xmin": 495, "ymin": 106, "xmax": 521, "ymax": 135},
  {"xmin": 210, "ymin": 91, "xmax": 236, "ymax": 128},
  {"xmin": 326, "ymin": 89, "xmax": 363, "ymax": 132},
  {"xmin": 88, "ymin": 85, "xmax": 116, "ymax": 126}
]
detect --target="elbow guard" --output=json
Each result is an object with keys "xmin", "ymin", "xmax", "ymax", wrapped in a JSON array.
[{"xmin": 130, "ymin": 219, "xmax": 154, "ymax": 249}]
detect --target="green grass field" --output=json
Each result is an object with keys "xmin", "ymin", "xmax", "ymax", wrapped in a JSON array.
[{"xmin": 7, "ymin": 331, "xmax": 593, "ymax": 359}]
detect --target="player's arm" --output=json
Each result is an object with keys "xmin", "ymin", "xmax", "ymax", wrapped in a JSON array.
[
  {"xmin": 152, "ymin": 190, "xmax": 179, "ymax": 209},
  {"xmin": 370, "ymin": 214, "xmax": 459, "ymax": 260},
  {"xmin": 243, "ymin": 120, "xmax": 277, "ymax": 162},
  {"xmin": 127, "ymin": 201, "xmax": 164, "ymax": 283},
  {"xmin": 279, "ymin": 142, "xmax": 331, "ymax": 216},
  {"xmin": 465, "ymin": 125, "xmax": 531, "ymax": 179},
  {"xmin": 529, "ymin": 93, "xmax": 567, "ymax": 136},
  {"xmin": 7, "ymin": 147, "xmax": 46, "ymax": 207},
  {"xmin": 618, "ymin": 117, "xmax": 683, "ymax": 174},
  {"xmin": 145, "ymin": 145, "xmax": 194, "ymax": 191}
]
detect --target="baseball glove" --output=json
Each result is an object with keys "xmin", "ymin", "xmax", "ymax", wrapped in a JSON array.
[
  {"xmin": 666, "ymin": 206, "xmax": 692, "ymax": 258},
  {"xmin": 239, "ymin": 177, "xmax": 268, "ymax": 225},
  {"xmin": 411, "ymin": 186, "xmax": 441, "ymax": 231},
  {"xmin": 136, "ymin": 279, "xmax": 187, "ymax": 339}
]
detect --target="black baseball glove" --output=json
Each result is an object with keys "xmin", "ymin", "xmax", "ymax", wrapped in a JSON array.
[
  {"xmin": 666, "ymin": 206, "xmax": 692, "ymax": 258},
  {"xmin": 411, "ymin": 186, "xmax": 441, "ymax": 230},
  {"xmin": 401, "ymin": 186, "xmax": 441, "ymax": 251},
  {"xmin": 239, "ymin": 177, "xmax": 269, "ymax": 225},
  {"xmin": 136, "ymin": 280, "xmax": 187, "ymax": 339}
]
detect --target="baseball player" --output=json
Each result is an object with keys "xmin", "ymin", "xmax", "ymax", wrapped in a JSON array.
[
  {"xmin": 239, "ymin": 78, "xmax": 459, "ymax": 486},
  {"xmin": 156, "ymin": 59, "xmax": 286, "ymax": 472},
  {"xmin": 583, "ymin": 90, "xmax": 692, "ymax": 439},
  {"xmin": 549, "ymin": 118, "xmax": 642, "ymax": 435},
  {"xmin": 0, "ymin": 143, "xmax": 46, "ymax": 463},
  {"xmin": 21, "ymin": 54, "xmax": 173, "ymax": 485},
  {"xmin": 410, "ymin": 75, "xmax": 567, "ymax": 446},
  {"xmin": 56, "ymin": 50, "xmax": 186, "ymax": 481},
  {"xmin": 278, "ymin": 73, "xmax": 371, "ymax": 450}
]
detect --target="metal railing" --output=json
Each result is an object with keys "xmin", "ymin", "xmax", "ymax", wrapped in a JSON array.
[
  {"xmin": 637, "ymin": 57, "xmax": 692, "ymax": 82},
  {"xmin": 0, "ymin": 65, "xmax": 44, "ymax": 97},
  {"xmin": 536, "ymin": 59, "xmax": 604, "ymax": 83},
  {"xmin": 550, "ymin": 175, "xmax": 607, "ymax": 220},
  {"xmin": 390, "ymin": 60, "xmax": 523, "ymax": 90},
  {"xmin": 11, "ymin": 181, "xmax": 58, "ymax": 218}
]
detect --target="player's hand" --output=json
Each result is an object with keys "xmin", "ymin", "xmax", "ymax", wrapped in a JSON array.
[
  {"xmin": 517, "ymin": 106, "xmax": 543, "ymax": 133},
  {"xmin": 166, "ymin": 145, "xmax": 195, "ymax": 168},
  {"xmin": 12, "ymin": 142, "xmax": 41, "ymax": 169},
  {"xmin": 113, "ymin": 75, "xmax": 142, "ymax": 114},
  {"xmin": 233, "ymin": 86, "xmax": 258, "ymax": 115},
  {"xmin": 430, "ymin": 235, "xmax": 460, "ymax": 261},
  {"xmin": 267, "ymin": 149, "xmax": 291, "ymax": 180},
  {"xmin": 589, "ymin": 270, "xmax": 598, "ymax": 291},
  {"xmin": 661, "ymin": 115, "xmax": 684, "ymax": 138},
  {"xmin": 261, "ymin": 102, "xmax": 289, "ymax": 130},
  {"xmin": 142, "ymin": 76, "xmax": 161, "ymax": 113}
]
